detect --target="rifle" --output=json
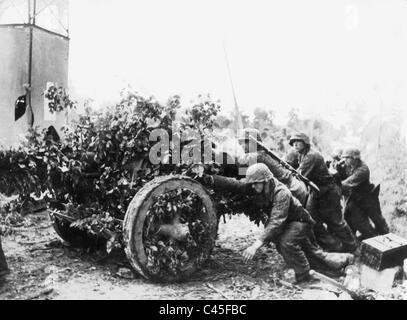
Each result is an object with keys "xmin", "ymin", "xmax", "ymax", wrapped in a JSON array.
[{"xmin": 248, "ymin": 136, "xmax": 320, "ymax": 193}]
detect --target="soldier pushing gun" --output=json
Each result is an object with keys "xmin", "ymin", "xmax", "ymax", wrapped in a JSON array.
[{"xmin": 198, "ymin": 163, "xmax": 354, "ymax": 284}]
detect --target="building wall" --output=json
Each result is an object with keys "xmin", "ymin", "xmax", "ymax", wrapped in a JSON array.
[
  {"xmin": 0, "ymin": 26, "xmax": 30, "ymax": 147},
  {"xmin": 0, "ymin": 25, "xmax": 69, "ymax": 147}
]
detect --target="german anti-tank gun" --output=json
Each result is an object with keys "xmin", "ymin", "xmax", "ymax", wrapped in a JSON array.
[
  {"xmin": 47, "ymin": 132, "xmax": 320, "ymax": 282},
  {"xmin": 47, "ymin": 133, "xmax": 243, "ymax": 282},
  {"xmin": 0, "ymin": 122, "xmax": 313, "ymax": 283}
]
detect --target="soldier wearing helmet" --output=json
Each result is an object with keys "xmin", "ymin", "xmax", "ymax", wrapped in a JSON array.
[
  {"xmin": 289, "ymin": 133, "xmax": 311, "ymax": 148},
  {"xmin": 341, "ymin": 147, "xmax": 366, "ymax": 194},
  {"xmin": 244, "ymin": 162, "xmax": 274, "ymax": 194},
  {"xmin": 341, "ymin": 147, "xmax": 361, "ymax": 167},
  {"xmin": 288, "ymin": 133, "xmax": 332, "ymax": 185},
  {"xmin": 238, "ymin": 129, "xmax": 308, "ymax": 206},
  {"xmin": 340, "ymin": 147, "xmax": 389, "ymax": 239},
  {"xmin": 288, "ymin": 133, "xmax": 357, "ymax": 253},
  {"xmin": 199, "ymin": 163, "xmax": 354, "ymax": 283}
]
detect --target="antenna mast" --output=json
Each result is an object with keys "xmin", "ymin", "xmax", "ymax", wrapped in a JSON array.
[{"xmin": 223, "ymin": 44, "xmax": 243, "ymax": 134}]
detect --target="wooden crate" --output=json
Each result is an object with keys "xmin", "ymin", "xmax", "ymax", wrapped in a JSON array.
[{"xmin": 360, "ymin": 233, "xmax": 407, "ymax": 271}]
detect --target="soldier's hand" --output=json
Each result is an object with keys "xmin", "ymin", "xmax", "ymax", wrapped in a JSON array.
[
  {"xmin": 242, "ymin": 240, "xmax": 263, "ymax": 263},
  {"xmin": 242, "ymin": 246, "xmax": 257, "ymax": 263}
]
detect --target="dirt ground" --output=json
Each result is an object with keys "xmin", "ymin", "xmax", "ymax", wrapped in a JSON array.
[{"xmin": 0, "ymin": 211, "xmax": 356, "ymax": 300}]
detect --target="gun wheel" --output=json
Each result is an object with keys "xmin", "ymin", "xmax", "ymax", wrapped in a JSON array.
[{"xmin": 123, "ymin": 175, "xmax": 218, "ymax": 282}]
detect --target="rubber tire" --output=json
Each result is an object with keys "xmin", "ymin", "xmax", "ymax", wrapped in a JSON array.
[{"xmin": 123, "ymin": 175, "xmax": 218, "ymax": 282}]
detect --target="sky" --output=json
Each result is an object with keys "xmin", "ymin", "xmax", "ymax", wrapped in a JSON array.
[{"xmin": 68, "ymin": 0, "xmax": 407, "ymax": 134}]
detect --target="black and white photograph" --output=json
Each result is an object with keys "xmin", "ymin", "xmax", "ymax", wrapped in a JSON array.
[{"xmin": 1, "ymin": 0, "xmax": 407, "ymax": 305}]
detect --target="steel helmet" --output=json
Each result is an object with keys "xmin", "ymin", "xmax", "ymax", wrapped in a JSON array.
[
  {"xmin": 238, "ymin": 128, "xmax": 263, "ymax": 143},
  {"xmin": 245, "ymin": 163, "xmax": 274, "ymax": 184},
  {"xmin": 289, "ymin": 133, "xmax": 310, "ymax": 146},
  {"xmin": 341, "ymin": 147, "xmax": 361, "ymax": 160}
]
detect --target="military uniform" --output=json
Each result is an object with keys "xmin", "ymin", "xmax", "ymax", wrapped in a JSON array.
[
  {"xmin": 342, "ymin": 160, "xmax": 389, "ymax": 239},
  {"xmin": 210, "ymin": 174, "xmax": 350, "ymax": 280},
  {"xmin": 290, "ymin": 134, "xmax": 357, "ymax": 252}
]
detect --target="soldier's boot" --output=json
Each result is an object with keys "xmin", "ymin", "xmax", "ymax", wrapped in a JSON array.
[
  {"xmin": 322, "ymin": 252, "xmax": 354, "ymax": 269},
  {"xmin": 305, "ymin": 245, "xmax": 354, "ymax": 276},
  {"xmin": 307, "ymin": 258, "xmax": 344, "ymax": 278},
  {"xmin": 301, "ymin": 234, "xmax": 346, "ymax": 278},
  {"xmin": 295, "ymin": 270, "xmax": 320, "ymax": 285}
]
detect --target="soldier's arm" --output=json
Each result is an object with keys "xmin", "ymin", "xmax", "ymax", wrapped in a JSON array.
[
  {"xmin": 242, "ymin": 188, "xmax": 290, "ymax": 262},
  {"xmin": 258, "ymin": 153, "xmax": 292, "ymax": 183},
  {"xmin": 258, "ymin": 189, "xmax": 290, "ymax": 244},
  {"xmin": 341, "ymin": 165, "xmax": 369, "ymax": 191},
  {"xmin": 212, "ymin": 175, "xmax": 250, "ymax": 195}
]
